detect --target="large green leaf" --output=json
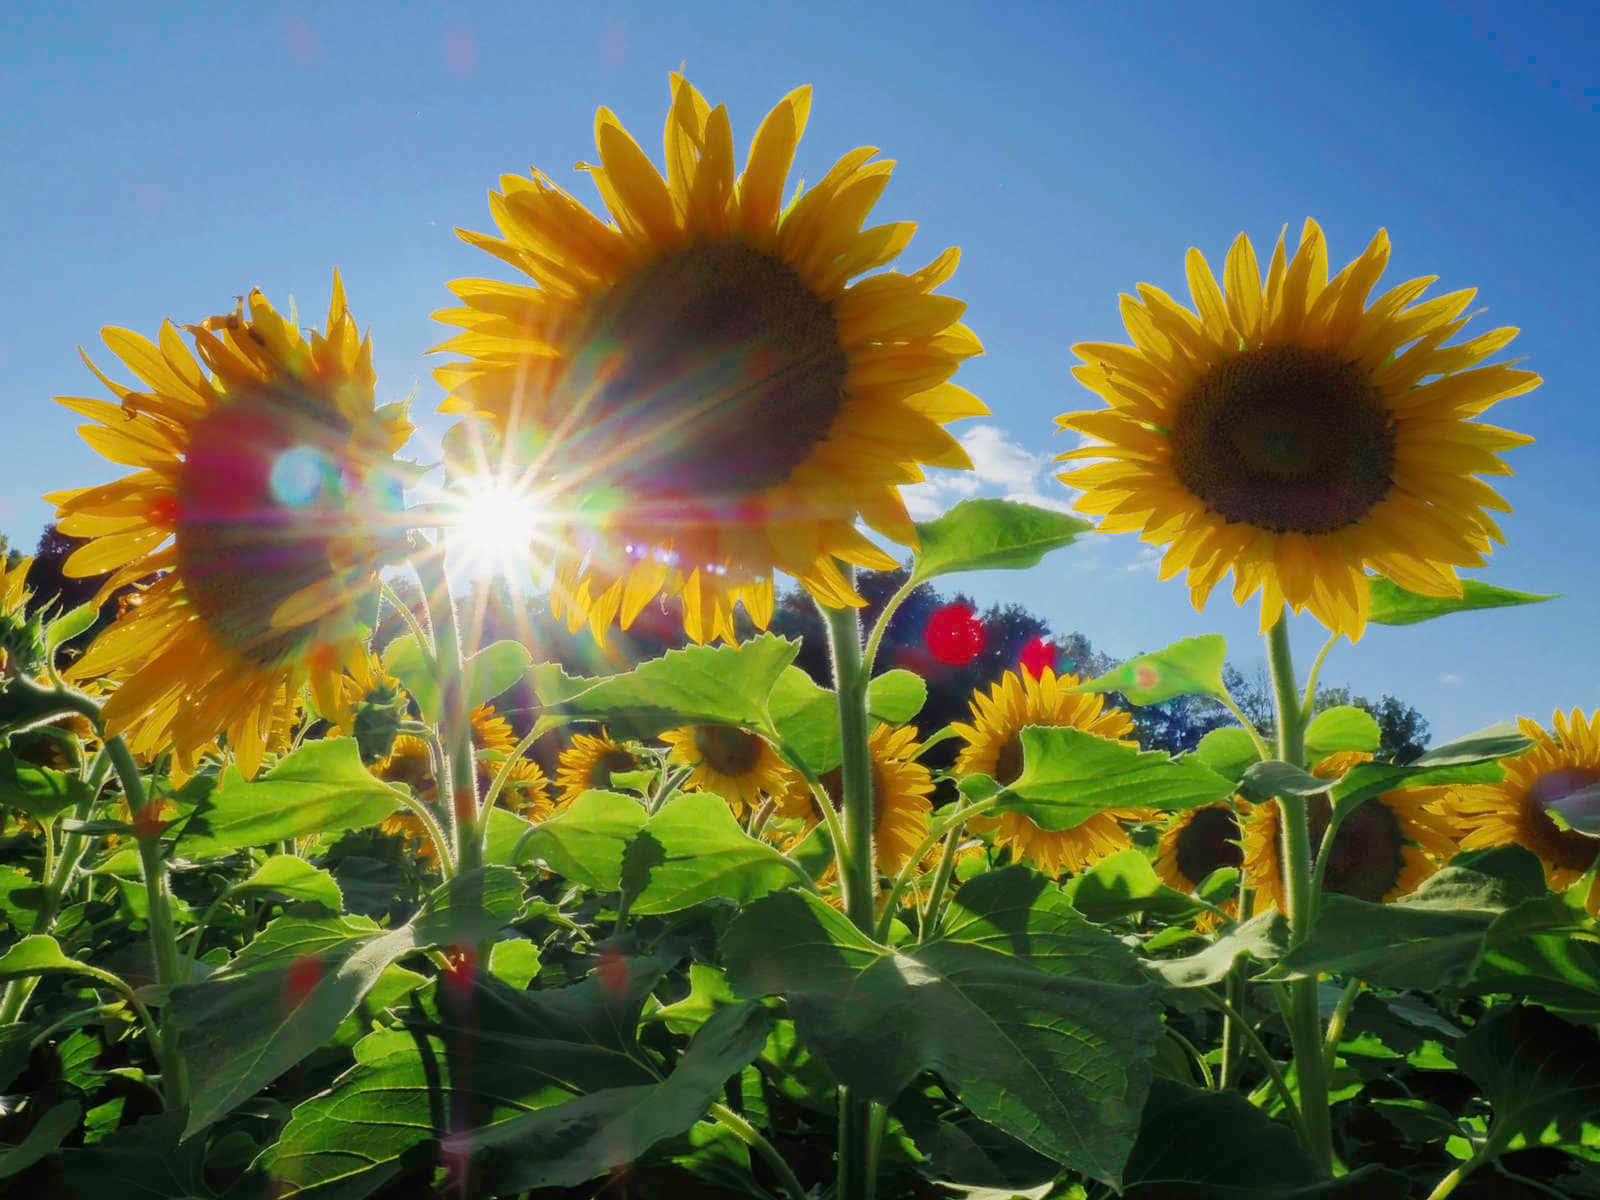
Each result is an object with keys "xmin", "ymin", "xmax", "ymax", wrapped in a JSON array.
[
  {"xmin": 1060, "ymin": 848, "xmax": 1208, "ymax": 923},
  {"xmin": 909, "ymin": 498, "xmax": 1090, "ymax": 585},
  {"xmin": 0, "ymin": 749, "xmax": 90, "ymax": 819},
  {"xmin": 1368, "ymin": 575, "xmax": 1556, "ymax": 626},
  {"xmin": 1458, "ymin": 1004, "xmax": 1600, "ymax": 1160},
  {"xmin": 379, "ymin": 632, "xmax": 438, "ymax": 722},
  {"xmin": 173, "ymin": 866, "xmax": 523, "ymax": 1138},
  {"xmin": 1143, "ymin": 911, "xmax": 1289, "ymax": 988},
  {"xmin": 981, "ymin": 726, "xmax": 1234, "ymax": 831},
  {"xmin": 0, "ymin": 1100, "xmax": 80, "ymax": 1180},
  {"xmin": 1070, "ymin": 634, "xmax": 1228, "ymax": 705},
  {"xmin": 177, "ymin": 739, "xmax": 402, "ymax": 858},
  {"xmin": 231, "ymin": 855, "xmax": 344, "ymax": 912},
  {"xmin": 1191, "ymin": 727, "xmax": 1262, "ymax": 783},
  {"xmin": 724, "ymin": 869, "xmax": 1162, "ymax": 1186},
  {"xmin": 515, "ymin": 789, "xmax": 646, "ymax": 892},
  {"xmin": 262, "ymin": 951, "xmax": 685, "ymax": 1196},
  {"xmin": 42, "ymin": 603, "xmax": 97, "ymax": 657},
  {"xmin": 463, "ymin": 639, "xmax": 533, "ymax": 709},
  {"xmin": 625, "ymin": 792, "xmax": 798, "ymax": 916},
  {"xmin": 1303, "ymin": 706, "xmax": 1380, "ymax": 759},
  {"xmin": 770, "ymin": 665, "xmax": 927, "ymax": 777},
  {"xmin": 55, "ymin": 1109, "xmax": 207, "ymax": 1199},
  {"xmin": 529, "ymin": 634, "xmax": 797, "ymax": 741}
]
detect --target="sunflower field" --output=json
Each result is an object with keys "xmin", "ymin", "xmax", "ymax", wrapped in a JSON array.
[{"xmin": 5, "ymin": 72, "xmax": 1599, "ymax": 1200}]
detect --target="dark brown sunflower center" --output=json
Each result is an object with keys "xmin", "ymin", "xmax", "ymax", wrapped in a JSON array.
[
  {"xmin": 994, "ymin": 734, "xmax": 1026, "ymax": 787},
  {"xmin": 1172, "ymin": 347, "xmax": 1396, "ymax": 534},
  {"xmin": 692, "ymin": 725, "xmax": 764, "ymax": 777},
  {"xmin": 1175, "ymin": 805, "xmax": 1243, "ymax": 884},
  {"xmin": 1311, "ymin": 794, "xmax": 1408, "ymax": 903},
  {"xmin": 175, "ymin": 385, "xmax": 360, "ymax": 666},
  {"xmin": 561, "ymin": 241, "xmax": 848, "ymax": 503},
  {"xmin": 591, "ymin": 748, "xmax": 638, "ymax": 791}
]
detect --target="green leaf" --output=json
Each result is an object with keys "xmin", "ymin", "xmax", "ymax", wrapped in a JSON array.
[
  {"xmin": 529, "ymin": 634, "xmax": 798, "ymax": 742},
  {"xmin": 488, "ymin": 938, "xmax": 541, "ymax": 990},
  {"xmin": 625, "ymin": 792, "xmax": 798, "ymax": 916},
  {"xmin": 0, "ymin": 749, "xmax": 90, "ymax": 819},
  {"xmin": 1303, "ymin": 706, "xmax": 1380, "ymax": 759},
  {"xmin": 1368, "ymin": 575, "xmax": 1557, "ymax": 626},
  {"xmin": 1070, "ymin": 634, "xmax": 1228, "ymax": 705},
  {"xmin": 1239, "ymin": 759, "xmax": 1328, "ymax": 802},
  {"xmin": 1142, "ymin": 911, "xmax": 1289, "ymax": 988},
  {"xmin": 0, "ymin": 1100, "xmax": 80, "ymax": 1180},
  {"xmin": 1059, "ymin": 848, "xmax": 1207, "ymax": 922},
  {"xmin": 483, "ymin": 804, "xmax": 536, "ymax": 866},
  {"xmin": 1191, "ymin": 727, "xmax": 1261, "ymax": 782},
  {"xmin": 0, "ymin": 933, "xmax": 108, "ymax": 983},
  {"xmin": 1459, "ymin": 1004, "xmax": 1600, "ymax": 1157},
  {"xmin": 469, "ymin": 1001, "xmax": 772, "ymax": 1193},
  {"xmin": 725, "ymin": 870, "xmax": 1163, "ymax": 1186},
  {"xmin": 380, "ymin": 632, "xmax": 438, "ymax": 721},
  {"xmin": 464, "ymin": 639, "xmax": 533, "ymax": 709},
  {"xmin": 769, "ymin": 665, "xmax": 925, "ymax": 778},
  {"xmin": 56, "ymin": 1110, "xmax": 205, "ymax": 1199},
  {"xmin": 177, "ymin": 738, "xmax": 402, "ymax": 858},
  {"xmin": 515, "ymin": 789, "xmax": 645, "ymax": 892},
  {"xmin": 868, "ymin": 669, "xmax": 927, "ymax": 724},
  {"xmin": 909, "ymin": 498, "xmax": 1091, "ymax": 585},
  {"xmin": 988, "ymin": 726, "xmax": 1235, "ymax": 831},
  {"xmin": 43, "ymin": 603, "xmax": 97, "ymax": 657},
  {"xmin": 173, "ymin": 865, "xmax": 523, "ymax": 1138},
  {"xmin": 231, "ymin": 855, "xmax": 343, "ymax": 912},
  {"xmin": 650, "ymin": 963, "xmax": 739, "ymax": 1036}
]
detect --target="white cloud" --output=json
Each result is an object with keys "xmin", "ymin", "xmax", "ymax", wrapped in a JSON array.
[
  {"xmin": 1439, "ymin": 672, "xmax": 1464, "ymax": 686},
  {"xmin": 1125, "ymin": 545, "xmax": 1162, "ymax": 574},
  {"xmin": 898, "ymin": 423, "xmax": 1078, "ymax": 520}
]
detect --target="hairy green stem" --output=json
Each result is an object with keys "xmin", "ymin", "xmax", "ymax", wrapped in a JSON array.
[
  {"xmin": 918, "ymin": 820, "xmax": 965, "ymax": 942},
  {"xmin": 1219, "ymin": 964, "xmax": 1245, "ymax": 1090},
  {"xmin": 875, "ymin": 796, "xmax": 998, "ymax": 942},
  {"xmin": 414, "ymin": 550, "xmax": 480, "ymax": 877},
  {"xmin": 381, "ymin": 578, "xmax": 436, "ymax": 659},
  {"xmin": 861, "ymin": 574, "xmax": 918, "ymax": 679},
  {"xmin": 709, "ymin": 1102, "xmax": 808, "ymax": 1200},
  {"xmin": 1322, "ymin": 977, "xmax": 1362, "ymax": 1073},
  {"xmin": 1168, "ymin": 1026, "xmax": 1215, "ymax": 1089},
  {"xmin": 1216, "ymin": 691, "xmax": 1272, "ymax": 761},
  {"xmin": 1301, "ymin": 631, "xmax": 1342, "ymax": 715},
  {"xmin": 1193, "ymin": 986, "xmax": 1308, "ymax": 1146},
  {"xmin": 1265, "ymin": 613, "xmax": 1332, "ymax": 1175}
]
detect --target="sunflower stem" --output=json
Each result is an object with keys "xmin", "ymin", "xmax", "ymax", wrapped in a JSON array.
[
  {"xmin": 1301, "ymin": 631, "xmax": 1342, "ymax": 717},
  {"xmin": 708, "ymin": 1101, "xmax": 808, "ymax": 1200},
  {"xmin": 107, "ymin": 734, "xmax": 189, "ymax": 1111},
  {"xmin": 820, "ymin": 588, "xmax": 879, "ymax": 1200},
  {"xmin": 414, "ymin": 550, "xmax": 480, "ymax": 879},
  {"xmin": 861, "ymin": 573, "xmax": 919, "ymax": 679},
  {"xmin": 1264, "ymin": 612, "xmax": 1332, "ymax": 1175},
  {"xmin": 918, "ymin": 820, "xmax": 964, "ymax": 942},
  {"xmin": 1218, "ymin": 963, "xmax": 1245, "ymax": 1091}
]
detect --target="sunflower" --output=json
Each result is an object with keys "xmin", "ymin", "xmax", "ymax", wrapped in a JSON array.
[
  {"xmin": 1, "ymin": 556, "xmax": 36, "ymax": 676},
  {"xmin": 659, "ymin": 724, "xmax": 802, "ymax": 818},
  {"xmin": 1242, "ymin": 751, "xmax": 1457, "ymax": 910},
  {"xmin": 795, "ymin": 723, "xmax": 937, "ymax": 886},
  {"xmin": 1445, "ymin": 709, "xmax": 1600, "ymax": 915},
  {"xmin": 1056, "ymin": 219, "xmax": 1540, "ymax": 640},
  {"xmin": 555, "ymin": 728, "xmax": 641, "ymax": 805},
  {"xmin": 1153, "ymin": 801, "xmax": 1248, "ymax": 930},
  {"xmin": 433, "ymin": 73, "xmax": 986, "ymax": 644},
  {"xmin": 47, "ymin": 274, "xmax": 412, "ymax": 778},
  {"xmin": 953, "ymin": 666, "xmax": 1147, "ymax": 877}
]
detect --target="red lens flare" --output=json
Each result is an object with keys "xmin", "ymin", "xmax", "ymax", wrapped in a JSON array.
[{"xmin": 925, "ymin": 604, "xmax": 985, "ymax": 666}]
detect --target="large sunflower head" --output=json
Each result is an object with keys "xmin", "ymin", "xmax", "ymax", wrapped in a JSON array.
[
  {"xmin": 1243, "ymin": 751, "xmax": 1458, "ymax": 910},
  {"xmin": 555, "ymin": 728, "xmax": 641, "ymax": 806},
  {"xmin": 433, "ymin": 73, "xmax": 986, "ymax": 644},
  {"xmin": 48, "ymin": 274, "xmax": 412, "ymax": 778},
  {"xmin": 952, "ymin": 667, "xmax": 1147, "ymax": 877},
  {"xmin": 1445, "ymin": 709, "xmax": 1600, "ymax": 915},
  {"xmin": 1153, "ymin": 801, "xmax": 1248, "ymax": 930},
  {"xmin": 803, "ymin": 723, "xmax": 937, "ymax": 882},
  {"xmin": 1057, "ymin": 219, "xmax": 1539, "ymax": 640},
  {"xmin": 659, "ymin": 723, "xmax": 802, "ymax": 817}
]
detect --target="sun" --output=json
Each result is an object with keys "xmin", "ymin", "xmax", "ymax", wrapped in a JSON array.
[{"xmin": 448, "ymin": 475, "xmax": 548, "ymax": 582}]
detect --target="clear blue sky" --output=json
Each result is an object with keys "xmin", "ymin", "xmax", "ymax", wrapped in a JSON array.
[{"xmin": 4, "ymin": 1, "xmax": 1596, "ymax": 742}]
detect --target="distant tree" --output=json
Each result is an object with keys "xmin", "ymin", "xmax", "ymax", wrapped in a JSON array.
[{"xmin": 26, "ymin": 524, "xmax": 109, "ymax": 618}]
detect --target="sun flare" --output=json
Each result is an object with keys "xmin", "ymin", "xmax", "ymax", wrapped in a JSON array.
[{"xmin": 448, "ymin": 475, "xmax": 548, "ymax": 581}]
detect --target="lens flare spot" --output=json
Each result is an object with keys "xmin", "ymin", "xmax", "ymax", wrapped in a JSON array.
[
  {"xmin": 270, "ymin": 446, "xmax": 333, "ymax": 510},
  {"xmin": 925, "ymin": 603, "xmax": 985, "ymax": 666},
  {"xmin": 1020, "ymin": 637, "xmax": 1056, "ymax": 679}
]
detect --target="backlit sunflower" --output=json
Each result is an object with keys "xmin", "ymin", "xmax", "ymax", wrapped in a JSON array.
[
  {"xmin": 555, "ymin": 728, "xmax": 641, "ymax": 805},
  {"xmin": 48, "ymin": 274, "xmax": 411, "ymax": 778},
  {"xmin": 953, "ymin": 667, "xmax": 1147, "ymax": 877},
  {"xmin": 1153, "ymin": 801, "xmax": 1248, "ymax": 930},
  {"xmin": 433, "ymin": 73, "xmax": 986, "ymax": 644},
  {"xmin": 1, "ymin": 556, "xmax": 36, "ymax": 676},
  {"xmin": 800, "ymin": 723, "xmax": 937, "ymax": 885},
  {"xmin": 1445, "ymin": 709, "xmax": 1600, "ymax": 915},
  {"xmin": 659, "ymin": 724, "xmax": 802, "ymax": 818},
  {"xmin": 1057, "ymin": 219, "xmax": 1539, "ymax": 640},
  {"xmin": 1242, "ymin": 751, "xmax": 1457, "ymax": 910}
]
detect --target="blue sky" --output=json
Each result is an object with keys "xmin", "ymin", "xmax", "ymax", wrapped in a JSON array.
[{"xmin": 4, "ymin": 1, "xmax": 1596, "ymax": 741}]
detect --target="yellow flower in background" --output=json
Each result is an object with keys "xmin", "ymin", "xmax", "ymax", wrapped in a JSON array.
[
  {"xmin": 1057, "ymin": 219, "xmax": 1539, "ymax": 640},
  {"xmin": 804, "ymin": 722, "xmax": 937, "ymax": 884},
  {"xmin": 1445, "ymin": 709, "xmax": 1600, "ymax": 915},
  {"xmin": 434, "ymin": 73, "xmax": 986, "ymax": 644},
  {"xmin": 1153, "ymin": 801, "xmax": 1247, "ymax": 930},
  {"xmin": 555, "ymin": 728, "xmax": 642, "ymax": 806},
  {"xmin": 48, "ymin": 274, "xmax": 412, "ymax": 778},
  {"xmin": 0, "ymin": 556, "xmax": 36, "ymax": 677},
  {"xmin": 1, "ymin": 556, "xmax": 31, "ymax": 617},
  {"xmin": 1242, "ymin": 751, "xmax": 1457, "ymax": 910},
  {"xmin": 659, "ymin": 724, "xmax": 802, "ymax": 818},
  {"xmin": 953, "ymin": 667, "xmax": 1148, "ymax": 877}
]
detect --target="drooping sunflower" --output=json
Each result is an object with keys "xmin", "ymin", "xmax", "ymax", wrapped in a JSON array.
[
  {"xmin": 799, "ymin": 723, "xmax": 938, "ymax": 885},
  {"xmin": 1445, "ymin": 709, "xmax": 1600, "ymax": 915},
  {"xmin": 1153, "ymin": 801, "xmax": 1249, "ymax": 930},
  {"xmin": 555, "ymin": 728, "xmax": 642, "ymax": 805},
  {"xmin": 1242, "ymin": 751, "xmax": 1458, "ymax": 910},
  {"xmin": 433, "ymin": 73, "xmax": 986, "ymax": 644},
  {"xmin": 659, "ymin": 724, "xmax": 802, "ymax": 818},
  {"xmin": 48, "ymin": 275, "xmax": 412, "ymax": 778},
  {"xmin": 1057, "ymin": 219, "xmax": 1540, "ymax": 640},
  {"xmin": 953, "ymin": 667, "xmax": 1148, "ymax": 877}
]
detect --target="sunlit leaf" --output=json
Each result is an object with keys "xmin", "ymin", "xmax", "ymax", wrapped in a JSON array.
[
  {"xmin": 1303, "ymin": 706, "xmax": 1380, "ymax": 760},
  {"xmin": 909, "ymin": 498, "xmax": 1091, "ymax": 585},
  {"xmin": 1190, "ymin": 727, "xmax": 1261, "ymax": 783},
  {"xmin": 380, "ymin": 632, "xmax": 439, "ymax": 722},
  {"xmin": 514, "ymin": 789, "xmax": 645, "ymax": 892},
  {"xmin": 43, "ymin": 603, "xmax": 97, "ymax": 657},
  {"xmin": 625, "ymin": 792, "xmax": 797, "ymax": 916},
  {"xmin": 771, "ymin": 665, "xmax": 930, "ymax": 777},
  {"xmin": 0, "ymin": 750, "xmax": 90, "ymax": 820},
  {"xmin": 1060, "ymin": 848, "xmax": 1207, "ymax": 922},
  {"xmin": 1070, "ymin": 634, "xmax": 1228, "ymax": 705},
  {"xmin": 463, "ymin": 639, "xmax": 533, "ymax": 710},
  {"xmin": 230, "ymin": 856, "xmax": 343, "ymax": 912},
  {"xmin": 1368, "ymin": 575, "xmax": 1556, "ymax": 626}
]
